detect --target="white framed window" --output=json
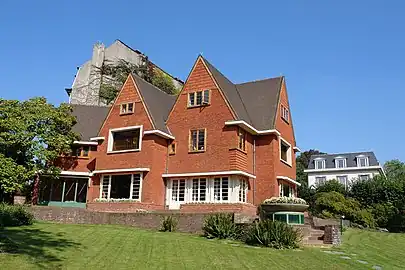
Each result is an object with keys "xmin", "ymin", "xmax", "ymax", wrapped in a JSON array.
[
  {"xmin": 120, "ymin": 102, "xmax": 134, "ymax": 115},
  {"xmin": 315, "ymin": 176, "xmax": 326, "ymax": 186},
  {"xmin": 238, "ymin": 179, "xmax": 248, "ymax": 202},
  {"xmin": 213, "ymin": 177, "xmax": 229, "ymax": 202},
  {"xmin": 238, "ymin": 128, "xmax": 246, "ymax": 151},
  {"xmin": 359, "ymin": 174, "xmax": 370, "ymax": 181},
  {"xmin": 335, "ymin": 158, "xmax": 346, "ymax": 168},
  {"xmin": 357, "ymin": 156, "xmax": 369, "ymax": 167},
  {"xmin": 192, "ymin": 178, "xmax": 207, "ymax": 202},
  {"xmin": 172, "ymin": 179, "xmax": 186, "ymax": 202},
  {"xmin": 280, "ymin": 138, "xmax": 292, "ymax": 165},
  {"xmin": 279, "ymin": 182, "xmax": 294, "ymax": 197},
  {"xmin": 188, "ymin": 90, "xmax": 210, "ymax": 107},
  {"xmin": 99, "ymin": 174, "xmax": 142, "ymax": 200},
  {"xmin": 107, "ymin": 125, "xmax": 143, "ymax": 153},
  {"xmin": 189, "ymin": 129, "xmax": 206, "ymax": 152},
  {"xmin": 336, "ymin": 175, "xmax": 348, "ymax": 187},
  {"xmin": 281, "ymin": 105, "xmax": 289, "ymax": 123},
  {"xmin": 315, "ymin": 159, "xmax": 326, "ymax": 170}
]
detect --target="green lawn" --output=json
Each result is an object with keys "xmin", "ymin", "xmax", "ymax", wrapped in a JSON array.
[{"xmin": 1, "ymin": 222, "xmax": 404, "ymax": 270}]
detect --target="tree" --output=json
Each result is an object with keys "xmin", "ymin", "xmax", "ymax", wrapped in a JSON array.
[
  {"xmin": 384, "ymin": 159, "xmax": 405, "ymax": 180},
  {"xmin": 0, "ymin": 97, "xmax": 78, "ymax": 199},
  {"xmin": 96, "ymin": 58, "xmax": 180, "ymax": 104},
  {"xmin": 296, "ymin": 149, "xmax": 325, "ymax": 185}
]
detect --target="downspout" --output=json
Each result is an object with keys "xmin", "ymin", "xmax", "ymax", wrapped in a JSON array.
[
  {"xmin": 164, "ymin": 140, "xmax": 170, "ymax": 209},
  {"xmin": 253, "ymin": 138, "xmax": 256, "ymax": 205}
]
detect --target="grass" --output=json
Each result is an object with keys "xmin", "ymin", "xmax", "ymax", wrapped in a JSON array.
[{"xmin": 1, "ymin": 222, "xmax": 405, "ymax": 270}]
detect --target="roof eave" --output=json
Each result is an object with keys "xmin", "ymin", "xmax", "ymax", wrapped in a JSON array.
[{"xmin": 225, "ymin": 120, "xmax": 280, "ymax": 136}]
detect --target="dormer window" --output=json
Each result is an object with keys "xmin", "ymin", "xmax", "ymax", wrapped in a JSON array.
[
  {"xmin": 120, "ymin": 102, "xmax": 134, "ymax": 115},
  {"xmin": 314, "ymin": 158, "xmax": 326, "ymax": 169},
  {"xmin": 335, "ymin": 157, "xmax": 346, "ymax": 168},
  {"xmin": 188, "ymin": 90, "xmax": 210, "ymax": 107},
  {"xmin": 357, "ymin": 156, "xmax": 369, "ymax": 167}
]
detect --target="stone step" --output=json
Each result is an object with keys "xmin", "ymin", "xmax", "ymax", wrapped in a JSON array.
[
  {"xmin": 309, "ymin": 232, "xmax": 324, "ymax": 237},
  {"xmin": 308, "ymin": 236, "xmax": 323, "ymax": 241}
]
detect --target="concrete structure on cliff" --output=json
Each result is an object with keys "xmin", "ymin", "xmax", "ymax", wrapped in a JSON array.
[{"xmin": 65, "ymin": 40, "xmax": 183, "ymax": 106}]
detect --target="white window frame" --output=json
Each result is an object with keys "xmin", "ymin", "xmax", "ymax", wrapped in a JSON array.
[
  {"xmin": 213, "ymin": 177, "xmax": 229, "ymax": 202},
  {"xmin": 281, "ymin": 105, "xmax": 289, "ymax": 123},
  {"xmin": 189, "ymin": 129, "xmax": 206, "ymax": 152},
  {"xmin": 279, "ymin": 182, "xmax": 294, "ymax": 198},
  {"xmin": 107, "ymin": 125, "xmax": 143, "ymax": 154},
  {"xmin": 336, "ymin": 175, "xmax": 348, "ymax": 187},
  {"xmin": 279, "ymin": 137, "xmax": 292, "ymax": 166},
  {"xmin": 335, "ymin": 158, "xmax": 347, "ymax": 168},
  {"xmin": 314, "ymin": 158, "xmax": 326, "ymax": 170},
  {"xmin": 358, "ymin": 174, "xmax": 370, "ymax": 181},
  {"xmin": 357, "ymin": 156, "xmax": 369, "ymax": 167},
  {"xmin": 99, "ymin": 174, "xmax": 143, "ymax": 201},
  {"xmin": 315, "ymin": 176, "xmax": 326, "ymax": 186},
  {"xmin": 191, "ymin": 178, "xmax": 207, "ymax": 202},
  {"xmin": 238, "ymin": 178, "xmax": 248, "ymax": 202},
  {"xmin": 188, "ymin": 90, "xmax": 210, "ymax": 107},
  {"xmin": 120, "ymin": 102, "xmax": 135, "ymax": 115}
]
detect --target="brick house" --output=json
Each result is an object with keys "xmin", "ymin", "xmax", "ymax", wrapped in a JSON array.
[{"xmin": 39, "ymin": 55, "xmax": 300, "ymax": 214}]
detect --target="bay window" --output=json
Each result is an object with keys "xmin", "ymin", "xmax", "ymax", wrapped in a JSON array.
[
  {"xmin": 214, "ymin": 177, "xmax": 229, "ymax": 202},
  {"xmin": 192, "ymin": 178, "xmax": 207, "ymax": 201}
]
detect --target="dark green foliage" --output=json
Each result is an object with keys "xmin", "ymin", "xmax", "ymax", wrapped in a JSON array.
[
  {"xmin": 0, "ymin": 203, "xmax": 33, "ymax": 227},
  {"xmin": 316, "ymin": 180, "xmax": 347, "ymax": 195},
  {"xmin": 160, "ymin": 216, "xmax": 178, "ymax": 232},
  {"xmin": 387, "ymin": 209, "xmax": 405, "ymax": 233},
  {"xmin": 371, "ymin": 202, "xmax": 396, "ymax": 228},
  {"xmin": 314, "ymin": 192, "xmax": 375, "ymax": 228},
  {"xmin": 244, "ymin": 220, "xmax": 302, "ymax": 249},
  {"xmin": 202, "ymin": 213, "xmax": 238, "ymax": 239}
]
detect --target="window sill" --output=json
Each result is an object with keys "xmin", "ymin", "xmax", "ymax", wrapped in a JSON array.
[
  {"xmin": 188, "ymin": 150, "xmax": 206, "ymax": 154},
  {"xmin": 107, "ymin": 149, "xmax": 140, "ymax": 154},
  {"xmin": 229, "ymin": 147, "xmax": 247, "ymax": 155},
  {"xmin": 187, "ymin": 104, "xmax": 210, "ymax": 109},
  {"xmin": 77, "ymin": 156, "xmax": 90, "ymax": 159},
  {"xmin": 119, "ymin": 112, "xmax": 134, "ymax": 116},
  {"xmin": 280, "ymin": 159, "xmax": 292, "ymax": 167},
  {"xmin": 169, "ymin": 152, "xmax": 176, "ymax": 155},
  {"xmin": 281, "ymin": 117, "xmax": 290, "ymax": 124}
]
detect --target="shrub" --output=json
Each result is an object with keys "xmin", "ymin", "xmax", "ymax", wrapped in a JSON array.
[
  {"xmin": 160, "ymin": 215, "xmax": 178, "ymax": 232},
  {"xmin": 387, "ymin": 210, "xmax": 405, "ymax": 233},
  {"xmin": 0, "ymin": 203, "xmax": 33, "ymax": 227},
  {"xmin": 245, "ymin": 220, "xmax": 302, "ymax": 249},
  {"xmin": 316, "ymin": 180, "xmax": 347, "ymax": 195},
  {"xmin": 371, "ymin": 202, "xmax": 396, "ymax": 228},
  {"xmin": 202, "ymin": 213, "xmax": 238, "ymax": 239}
]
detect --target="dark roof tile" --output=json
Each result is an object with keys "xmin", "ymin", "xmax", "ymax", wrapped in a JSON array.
[
  {"xmin": 71, "ymin": 104, "xmax": 109, "ymax": 140},
  {"xmin": 307, "ymin": 151, "xmax": 380, "ymax": 169}
]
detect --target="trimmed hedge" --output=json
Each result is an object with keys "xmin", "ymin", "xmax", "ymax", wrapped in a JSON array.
[{"xmin": 0, "ymin": 203, "xmax": 33, "ymax": 227}]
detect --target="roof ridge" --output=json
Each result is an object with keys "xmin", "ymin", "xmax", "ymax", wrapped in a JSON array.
[
  {"xmin": 312, "ymin": 151, "xmax": 375, "ymax": 157},
  {"xmin": 236, "ymin": 76, "xmax": 284, "ymax": 86}
]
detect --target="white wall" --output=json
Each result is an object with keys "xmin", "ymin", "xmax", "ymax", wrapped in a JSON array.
[{"xmin": 308, "ymin": 169, "xmax": 381, "ymax": 188}]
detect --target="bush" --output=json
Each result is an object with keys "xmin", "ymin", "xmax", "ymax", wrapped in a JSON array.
[
  {"xmin": 371, "ymin": 202, "xmax": 396, "ymax": 228},
  {"xmin": 202, "ymin": 213, "xmax": 238, "ymax": 239},
  {"xmin": 387, "ymin": 210, "xmax": 405, "ymax": 233},
  {"xmin": 160, "ymin": 215, "xmax": 178, "ymax": 232},
  {"xmin": 245, "ymin": 220, "xmax": 302, "ymax": 249},
  {"xmin": 0, "ymin": 203, "xmax": 33, "ymax": 227}
]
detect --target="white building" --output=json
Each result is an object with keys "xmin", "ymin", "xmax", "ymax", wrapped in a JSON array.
[{"xmin": 304, "ymin": 151, "xmax": 384, "ymax": 188}]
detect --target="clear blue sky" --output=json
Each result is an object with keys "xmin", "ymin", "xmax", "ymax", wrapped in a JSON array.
[{"xmin": 1, "ymin": 1, "xmax": 404, "ymax": 163}]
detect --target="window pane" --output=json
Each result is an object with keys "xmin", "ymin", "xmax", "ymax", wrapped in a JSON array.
[
  {"xmin": 121, "ymin": 104, "xmax": 127, "ymax": 113},
  {"xmin": 172, "ymin": 180, "xmax": 178, "ymax": 201},
  {"xmin": 101, "ymin": 177, "xmax": 109, "ymax": 199},
  {"xmin": 274, "ymin": 214, "xmax": 287, "ymax": 222},
  {"xmin": 128, "ymin": 103, "xmax": 134, "ymax": 112},
  {"xmin": 113, "ymin": 129, "xmax": 140, "ymax": 151},
  {"xmin": 191, "ymin": 130, "xmax": 198, "ymax": 151},
  {"xmin": 288, "ymin": 214, "xmax": 300, "ymax": 224},
  {"xmin": 282, "ymin": 184, "xmax": 290, "ymax": 197},
  {"xmin": 110, "ymin": 175, "xmax": 131, "ymax": 199},
  {"xmin": 189, "ymin": 93, "xmax": 195, "ymax": 106},
  {"xmin": 316, "ymin": 177, "xmax": 326, "ymax": 186},
  {"xmin": 200, "ymin": 179, "xmax": 206, "ymax": 201},
  {"xmin": 64, "ymin": 178, "xmax": 76, "ymax": 202},
  {"xmin": 192, "ymin": 179, "xmax": 199, "ymax": 201},
  {"xmin": 222, "ymin": 177, "xmax": 228, "ymax": 201},
  {"xmin": 316, "ymin": 160, "xmax": 324, "ymax": 169},
  {"xmin": 214, "ymin": 178, "xmax": 220, "ymax": 201},
  {"xmin": 179, "ymin": 180, "xmax": 185, "ymax": 201},
  {"xmin": 76, "ymin": 179, "xmax": 87, "ymax": 203},
  {"xmin": 203, "ymin": 90, "xmax": 209, "ymax": 103},
  {"xmin": 196, "ymin": 91, "xmax": 203, "ymax": 105},
  {"xmin": 198, "ymin": 130, "xmax": 205, "ymax": 150},
  {"xmin": 132, "ymin": 174, "xmax": 141, "ymax": 200},
  {"xmin": 281, "ymin": 143, "xmax": 288, "ymax": 162},
  {"xmin": 238, "ymin": 129, "xmax": 245, "ymax": 151}
]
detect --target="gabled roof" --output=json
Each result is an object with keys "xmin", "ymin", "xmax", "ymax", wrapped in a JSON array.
[
  {"xmin": 307, "ymin": 151, "xmax": 380, "ymax": 169},
  {"xmin": 71, "ymin": 104, "xmax": 109, "ymax": 140},
  {"xmin": 131, "ymin": 73, "xmax": 176, "ymax": 134},
  {"xmin": 202, "ymin": 56, "xmax": 283, "ymax": 130}
]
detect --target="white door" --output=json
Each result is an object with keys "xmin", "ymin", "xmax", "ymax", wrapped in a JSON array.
[{"xmin": 169, "ymin": 179, "xmax": 186, "ymax": 209}]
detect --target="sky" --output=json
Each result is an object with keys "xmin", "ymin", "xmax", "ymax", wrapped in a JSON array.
[{"xmin": 0, "ymin": 0, "xmax": 404, "ymax": 163}]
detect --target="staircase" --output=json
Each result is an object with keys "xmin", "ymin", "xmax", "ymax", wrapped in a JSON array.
[{"xmin": 301, "ymin": 214, "xmax": 332, "ymax": 246}]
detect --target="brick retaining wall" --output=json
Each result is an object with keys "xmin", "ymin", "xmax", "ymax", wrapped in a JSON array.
[{"xmin": 31, "ymin": 206, "xmax": 224, "ymax": 233}]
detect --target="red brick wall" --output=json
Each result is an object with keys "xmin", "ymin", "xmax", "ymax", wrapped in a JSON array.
[
  {"xmin": 167, "ymin": 58, "xmax": 246, "ymax": 174},
  {"xmin": 274, "ymin": 80, "xmax": 297, "ymax": 181},
  {"xmin": 90, "ymin": 76, "xmax": 168, "ymax": 207},
  {"xmin": 54, "ymin": 157, "xmax": 93, "ymax": 172},
  {"xmin": 180, "ymin": 203, "xmax": 257, "ymax": 216}
]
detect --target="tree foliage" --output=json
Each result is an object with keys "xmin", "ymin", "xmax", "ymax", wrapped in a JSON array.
[
  {"xmin": 384, "ymin": 159, "xmax": 405, "ymax": 180},
  {"xmin": 96, "ymin": 58, "xmax": 180, "ymax": 104},
  {"xmin": 0, "ymin": 97, "xmax": 78, "ymax": 196}
]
